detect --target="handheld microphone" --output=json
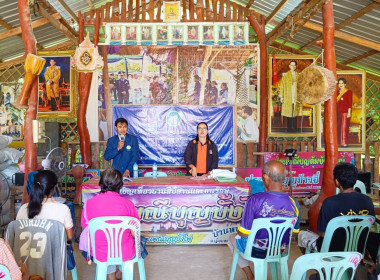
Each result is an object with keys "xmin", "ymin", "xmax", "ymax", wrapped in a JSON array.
[{"xmin": 120, "ymin": 135, "xmax": 125, "ymax": 141}]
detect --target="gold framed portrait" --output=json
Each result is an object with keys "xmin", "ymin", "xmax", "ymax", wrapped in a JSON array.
[
  {"xmin": 268, "ymin": 55, "xmax": 317, "ymax": 137},
  {"xmin": 317, "ymin": 70, "xmax": 366, "ymax": 152},
  {"xmin": 37, "ymin": 50, "xmax": 76, "ymax": 119},
  {"xmin": 163, "ymin": 1, "xmax": 181, "ymax": 22}
]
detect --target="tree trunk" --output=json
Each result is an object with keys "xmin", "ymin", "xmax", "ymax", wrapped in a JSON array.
[
  {"xmin": 248, "ymin": 12, "xmax": 267, "ymax": 167},
  {"xmin": 308, "ymin": 0, "xmax": 338, "ymax": 232},
  {"xmin": 77, "ymin": 11, "xmax": 100, "ymax": 167},
  {"xmin": 18, "ymin": 0, "xmax": 38, "ymax": 204}
]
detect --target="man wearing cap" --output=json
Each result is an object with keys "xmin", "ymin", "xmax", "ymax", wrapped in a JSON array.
[
  {"xmin": 190, "ymin": 75, "xmax": 201, "ymax": 104},
  {"xmin": 115, "ymin": 71, "xmax": 130, "ymax": 104}
]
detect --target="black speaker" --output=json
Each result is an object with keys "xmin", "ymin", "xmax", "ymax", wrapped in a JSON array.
[
  {"xmin": 12, "ymin": 172, "xmax": 25, "ymax": 186},
  {"xmin": 357, "ymin": 171, "xmax": 371, "ymax": 194}
]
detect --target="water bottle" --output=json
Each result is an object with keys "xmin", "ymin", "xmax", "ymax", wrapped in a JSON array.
[
  {"xmin": 152, "ymin": 162, "xmax": 157, "ymax": 179},
  {"xmin": 133, "ymin": 162, "xmax": 138, "ymax": 179},
  {"xmin": 78, "ymin": 152, "xmax": 82, "ymax": 163}
]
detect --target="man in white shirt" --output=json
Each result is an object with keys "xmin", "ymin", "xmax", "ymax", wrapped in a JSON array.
[{"xmin": 238, "ymin": 106, "xmax": 259, "ymax": 141}]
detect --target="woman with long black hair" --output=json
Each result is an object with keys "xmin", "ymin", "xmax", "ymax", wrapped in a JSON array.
[
  {"xmin": 16, "ymin": 170, "xmax": 74, "ymax": 240},
  {"xmin": 184, "ymin": 122, "xmax": 219, "ymax": 177}
]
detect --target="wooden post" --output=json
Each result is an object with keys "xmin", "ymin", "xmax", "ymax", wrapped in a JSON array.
[
  {"xmin": 101, "ymin": 45, "xmax": 113, "ymax": 139},
  {"xmin": 248, "ymin": 12, "xmax": 267, "ymax": 167},
  {"xmin": 18, "ymin": 0, "xmax": 38, "ymax": 204},
  {"xmin": 308, "ymin": 0, "xmax": 338, "ymax": 233},
  {"xmin": 77, "ymin": 11, "xmax": 100, "ymax": 168}
]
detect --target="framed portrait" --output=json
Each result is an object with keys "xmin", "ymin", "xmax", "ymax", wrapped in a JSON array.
[
  {"xmin": 157, "ymin": 25, "xmax": 168, "ymax": 42},
  {"xmin": 268, "ymin": 55, "xmax": 316, "ymax": 137},
  {"xmin": 233, "ymin": 25, "xmax": 244, "ymax": 41},
  {"xmin": 110, "ymin": 26, "xmax": 122, "ymax": 42},
  {"xmin": 317, "ymin": 70, "xmax": 366, "ymax": 152},
  {"xmin": 187, "ymin": 25, "xmax": 199, "ymax": 41},
  {"xmin": 126, "ymin": 26, "xmax": 137, "ymax": 41},
  {"xmin": 172, "ymin": 25, "xmax": 184, "ymax": 43},
  {"xmin": 141, "ymin": 26, "xmax": 153, "ymax": 43},
  {"xmin": 218, "ymin": 24, "xmax": 230, "ymax": 45},
  {"xmin": 37, "ymin": 51, "xmax": 76, "ymax": 118},
  {"xmin": 163, "ymin": 1, "xmax": 181, "ymax": 22},
  {"xmin": 203, "ymin": 25, "xmax": 215, "ymax": 42},
  {"xmin": 0, "ymin": 82, "xmax": 25, "ymax": 140}
]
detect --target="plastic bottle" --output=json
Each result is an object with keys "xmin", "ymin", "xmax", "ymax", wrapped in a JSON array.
[
  {"xmin": 78, "ymin": 152, "xmax": 82, "ymax": 163},
  {"xmin": 152, "ymin": 162, "xmax": 157, "ymax": 179},
  {"xmin": 133, "ymin": 162, "xmax": 138, "ymax": 179}
]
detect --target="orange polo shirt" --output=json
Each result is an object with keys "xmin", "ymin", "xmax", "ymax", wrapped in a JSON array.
[{"xmin": 196, "ymin": 141, "xmax": 208, "ymax": 174}]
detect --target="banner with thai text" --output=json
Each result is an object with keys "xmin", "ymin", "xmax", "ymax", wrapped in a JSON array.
[
  {"xmin": 113, "ymin": 105, "xmax": 235, "ymax": 166},
  {"xmin": 236, "ymin": 167, "xmax": 323, "ymax": 196},
  {"xmin": 264, "ymin": 152, "xmax": 354, "ymax": 168},
  {"xmin": 82, "ymin": 181, "xmax": 249, "ymax": 245}
]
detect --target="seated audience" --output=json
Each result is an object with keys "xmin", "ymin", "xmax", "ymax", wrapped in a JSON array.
[
  {"xmin": 16, "ymin": 170, "xmax": 74, "ymax": 241},
  {"xmin": 0, "ymin": 238, "xmax": 28, "ymax": 280},
  {"xmin": 227, "ymin": 160, "xmax": 300, "ymax": 280},
  {"xmin": 298, "ymin": 162, "xmax": 375, "ymax": 252},
  {"xmin": 81, "ymin": 168, "xmax": 140, "ymax": 280}
]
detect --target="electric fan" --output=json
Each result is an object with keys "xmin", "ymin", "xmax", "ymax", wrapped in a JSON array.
[
  {"xmin": 42, "ymin": 147, "xmax": 69, "ymax": 198},
  {"xmin": 0, "ymin": 171, "xmax": 11, "ymax": 236}
]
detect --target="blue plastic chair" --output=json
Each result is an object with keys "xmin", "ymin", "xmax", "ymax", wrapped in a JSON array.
[
  {"xmin": 306, "ymin": 215, "xmax": 375, "ymax": 254},
  {"xmin": 229, "ymin": 217, "xmax": 297, "ymax": 280},
  {"xmin": 353, "ymin": 180, "xmax": 366, "ymax": 194},
  {"xmin": 88, "ymin": 216, "xmax": 146, "ymax": 280},
  {"xmin": 144, "ymin": 171, "xmax": 167, "ymax": 177},
  {"xmin": 0, "ymin": 264, "xmax": 11, "ymax": 280},
  {"xmin": 290, "ymin": 252, "xmax": 362, "ymax": 280}
]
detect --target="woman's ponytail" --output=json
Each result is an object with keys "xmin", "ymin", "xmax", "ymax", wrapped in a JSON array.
[{"xmin": 27, "ymin": 170, "xmax": 58, "ymax": 219}]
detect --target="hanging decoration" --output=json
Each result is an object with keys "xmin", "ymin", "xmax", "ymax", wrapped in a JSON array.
[
  {"xmin": 297, "ymin": 65, "xmax": 336, "ymax": 105},
  {"xmin": 72, "ymin": 33, "xmax": 104, "ymax": 72}
]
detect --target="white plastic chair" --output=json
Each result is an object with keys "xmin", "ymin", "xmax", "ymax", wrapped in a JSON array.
[
  {"xmin": 290, "ymin": 252, "xmax": 362, "ymax": 280},
  {"xmin": 229, "ymin": 217, "xmax": 297, "ymax": 280},
  {"xmin": 353, "ymin": 180, "xmax": 366, "ymax": 194},
  {"xmin": 88, "ymin": 216, "xmax": 146, "ymax": 280},
  {"xmin": 0, "ymin": 264, "xmax": 11, "ymax": 280}
]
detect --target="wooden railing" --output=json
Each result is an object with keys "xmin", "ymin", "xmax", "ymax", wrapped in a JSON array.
[
  {"xmin": 64, "ymin": 140, "xmax": 380, "ymax": 182},
  {"xmin": 81, "ymin": 0, "xmax": 250, "ymax": 25}
]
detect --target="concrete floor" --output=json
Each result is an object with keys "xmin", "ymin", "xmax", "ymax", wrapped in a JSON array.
[
  {"xmin": 67, "ymin": 204, "xmax": 370, "ymax": 280},
  {"xmin": 68, "ymin": 235, "xmax": 302, "ymax": 280}
]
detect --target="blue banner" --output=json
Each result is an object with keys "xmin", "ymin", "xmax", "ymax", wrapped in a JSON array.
[{"xmin": 113, "ymin": 105, "xmax": 235, "ymax": 166}]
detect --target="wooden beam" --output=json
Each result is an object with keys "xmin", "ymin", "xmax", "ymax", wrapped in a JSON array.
[
  {"xmin": 0, "ymin": 40, "xmax": 75, "ymax": 71},
  {"xmin": 86, "ymin": 0, "xmax": 95, "ymax": 10},
  {"xmin": 280, "ymin": 0, "xmax": 324, "ymax": 46},
  {"xmin": 265, "ymin": 0, "xmax": 289, "ymax": 24},
  {"xmin": 37, "ymin": 0, "xmax": 78, "ymax": 37},
  {"xmin": 0, "ymin": 16, "xmax": 43, "ymax": 50},
  {"xmin": 270, "ymin": 41, "xmax": 380, "ymax": 82},
  {"xmin": 245, "ymin": 0, "xmax": 255, "ymax": 9},
  {"xmin": 300, "ymin": 1, "xmax": 380, "ymax": 50},
  {"xmin": 342, "ymin": 50, "xmax": 379, "ymax": 65},
  {"xmin": 0, "ymin": 13, "xmax": 61, "ymax": 41},
  {"xmin": 56, "ymin": 0, "xmax": 79, "ymax": 23},
  {"xmin": 37, "ymin": 5, "xmax": 78, "ymax": 44},
  {"xmin": 303, "ymin": 21, "xmax": 380, "ymax": 51},
  {"xmin": 267, "ymin": 0, "xmax": 324, "ymax": 45}
]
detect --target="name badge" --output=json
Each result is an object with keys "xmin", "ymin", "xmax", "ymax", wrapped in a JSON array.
[
  {"xmin": 209, "ymin": 150, "xmax": 212, "ymax": 154},
  {"xmin": 126, "ymin": 145, "xmax": 131, "ymax": 150}
]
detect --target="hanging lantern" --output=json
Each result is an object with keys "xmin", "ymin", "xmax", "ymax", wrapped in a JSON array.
[{"xmin": 71, "ymin": 32, "xmax": 104, "ymax": 73}]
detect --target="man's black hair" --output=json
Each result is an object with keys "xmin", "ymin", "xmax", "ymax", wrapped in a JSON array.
[
  {"xmin": 114, "ymin": 117, "xmax": 128, "ymax": 127},
  {"xmin": 333, "ymin": 162, "xmax": 358, "ymax": 190}
]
